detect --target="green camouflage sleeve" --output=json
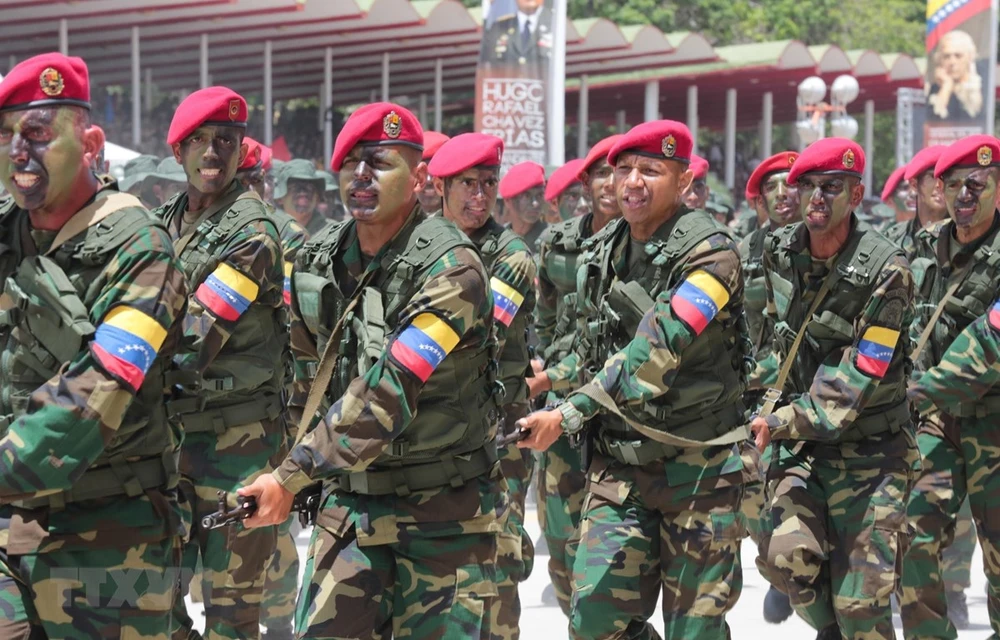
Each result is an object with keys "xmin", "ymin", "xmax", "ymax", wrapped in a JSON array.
[
  {"xmin": 563, "ymin": 233, "xmax": 743, "ymax": 424},
  {"xmin": 750, "ymin": 352, "xmax": 779, "ymax": 390},
  {"xmin": 534, "ymin": 238, "xmax": 559, "ymax": 351},
  {"xmin": 284, "ymin": 268, "xmax": 318, "ymax": 442},
  {"xmin": 176, "ymin": 218, "xmax": 283, "ymax": 373},
  {"xmin": 909, "ymin": 304, "xmax": 1000, "ymax": 415},
  {"xmin": 491, "ymin": 247, "xmax": 536, "ymax": 352},
  {"xmin": 279, "ymin": 218, "xmax": 307, "ymax": 307},
  {"xmin": 766, "ymin": 255, "xmax": 914, "ymax": 441},
  {"xmin": 274, "ymin": 245, "xmax": 492, "ymax": 494},
  {"xmin": 543, "ymin": 350, "xmax": 583, "ymax": 392},
  {"xmin": 0, "ymin": 226, "xmax": 186, "ymax": 500}
]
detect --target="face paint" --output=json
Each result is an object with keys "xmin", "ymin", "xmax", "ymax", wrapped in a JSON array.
[
  {"xmin": 0, "ymin": 107, "xmax": 86, "ymax": 212},
  {"xmin": 510, "ymin": 186, "xmax": 545, "ymax": 224},
  {"xmin": 416, "ymin": 174, "xmax": 441, "ymax": 212},
  {"xmin": 176, "ymin": 124, "xmax": 244, "ymax": 196},
  {"xmin": 440, "ymin": 167, "xmax": 499, "ymax": 235},
  {"xmin": 915, "ymin": 171, "xmax": 947, "ymax": 221},
  {"xmin": 281, "ymin": 178, "xmax": 321, "ymax": 219},
  {"xmin": 587, "ymin": 159, "xmax": 620, "ymax": 222},
  {"xmin": 556, "ymin": 183, "xmax": 584, "ymax": 221},
  {"xmin": 796, "ymin": 174, "xmax": 858, "ymax": 235},
  {"xmin": 761, "ymin": 171, "xmax": 800, "ymax": 227},
  {"xmin": 942, "ymin": 166, "xmax": 998, "ymax": 233},
  {"xmin": 893, "ymin": 180, "xmax": 917, "ymax": 215},
  {"xmin": 338, "ymin": 145, "xmax": 418, "ymax": 226},
  {"xmin": 682, "ymin": 179, "xmax": 709, "ymax": 210}
]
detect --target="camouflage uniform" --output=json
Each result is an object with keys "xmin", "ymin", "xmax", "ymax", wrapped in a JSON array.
[
  {"xmin": 280, "ymin": 207, "xmax": 506, "ymax": 639},
  {"xmin": 756, "ymin": 217, "xmax": 918, "ymax": 638},
  {"xmin": 884, "ymin": 217, "xmax": 921, "ymax": 261},
  {"xmin": 900, "ymin": 213, "xmax": 1000, "ymax": 639},
  {"xmin": 562, "ymin": 208, "xmax": 749, "ymax": 640},
  {"xmin": 0, "ymin": 185, "xmax": 188, "ymax": 639},
  {"xmin": 511, "ymin": 219, "xmax": 547, "ymax": 251},
  {"xmin": 533, "ymin": 214, "xmax": 593, "ymax": 616},
  {"xmin": 274, "ymin": 159, "xmax": 329, "ymax": 239},
  {"xmin": 155, "ymin": 180, "xmax": 287, "ymax": 640},
  {"xmin": 468, "ymin": 218, "xmax": 537, "ymax": 640}
]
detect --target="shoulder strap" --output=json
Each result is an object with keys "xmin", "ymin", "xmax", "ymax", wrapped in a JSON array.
[
  {"xmin": 911, "ymin": 267, "xmax": 968, "ymax": 363},
  {"xmin": 173, "ymin": 187, "xmax": 259, "ymax": 256},
  {"xmin": 46, "ymin": 192, "xmax": 143, "ymax": 256}
]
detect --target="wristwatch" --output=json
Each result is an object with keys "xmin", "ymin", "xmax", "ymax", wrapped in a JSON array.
[{"xmin": 558, "ymin": 402, "xmax": 584, "ymax": 434}]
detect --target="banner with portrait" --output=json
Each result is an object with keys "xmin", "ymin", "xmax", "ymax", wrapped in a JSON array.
[
  {"xmin": 476, "ymin": 0, "xmax": 555, "ymax": 173},
  {"xmin": 923, "ymin": 0, "xmax": 998, "ymax": 146}
]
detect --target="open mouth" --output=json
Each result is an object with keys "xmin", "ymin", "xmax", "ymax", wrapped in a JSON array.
[
  {"xmin": 13, "ymin": 172, "xmax": 40, "ymax": 190},
  {"xmin": 350, "ymin": 189, "xmax": 378, "ymax": 206},
  {"xmin": 199, "ymin": 168, "xmax": 222, "ymax": 179},
  {"xmin": 622, "ymin": 193, "xmax": 647, "ymax": 210}
]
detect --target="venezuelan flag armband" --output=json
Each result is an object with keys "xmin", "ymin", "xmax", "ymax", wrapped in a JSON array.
[
  {"xmin": 389, "ymin": 313, "xmax": 461, "ymax": 383},
  {"xmin": 990, "ymin": 300, "xmax": 1000, "ymax": 333},
  {"xmin": 856, "ymin": 326, "xmax": 900, "ymax": 378},
  {"xmin": 91, "ymin": 306, "xmax": 168, "ymax": 391},
  {"xmin": 670, "ymin": 269, "xmax": 731, "ymax": 336},
  {"xmin": 195, "ymin": 262, "xmax": 260, "ymax": 322}
]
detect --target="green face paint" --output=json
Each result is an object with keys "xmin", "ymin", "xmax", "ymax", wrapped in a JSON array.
[
  {"xmin": 761, "ymin": 170, "xmax": 800, "ymax": 227},
  {"xmin": 942, "ymin": 166, "xmax": 997, "ymax": 231},
  {"xmin": 0, "ymin": 107, "xmax": 85, "ymax": 212},
  {"xmin": 177, "ymin": 124, "xmax": 244, "ymax": 196}
]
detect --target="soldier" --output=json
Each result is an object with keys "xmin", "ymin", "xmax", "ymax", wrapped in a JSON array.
[
  {"xmin": 417, "ymin": 130, "xmax": 449, "ymax": 214},
  {"xmin": 239, "ymin": 103, "xmax": 506, "ymax": 639},
  {"xmin": 544, "ymin": 157, "xmax": 587, "ymax": 223},
  {"xmin": 900, "ymin": 135, "xmax": 1000, "ymax": 640},
  {"xmin": 500, "ymin": 161, "xmax": 548, "ymax": 247},
  {"xmin": 428, "ymin": 132, "xmax": 536, "ymax": 640},
  {"xmin": 119, "ymin": 153, "xmax": 160, "ymax": 207},
  {"xmin": 527, "ymin": 133, "xmax": 623, "ymax": 618},
  {"xmin": 682, "ymin": 153, "xmax": 711, "ymax": 210},
  {"xmin": 144, "ymin": 156, "xmax": 188, "ymax": 207},
  {"xmin": 518, "ymin": 121, "xmax": 750, "ymax": 640},
  {"xmin": 236, "ymin": 136, "xmax": 269, "ymax": 199},
  {"xmin": 738, "ymin": 150, "xmax": 801, "ymax": 625},
  {"xmin": 155, "ymin": 86, "xmax": 287, "ymax": 640},
  {"xmin": 885, "ymin": 145, "xmax": 949, "ymax": 260},
  {"xmin": 0, "ymin": 52, "xmax": 187, "ymax": 639},
  {"xmin": 480, "ymin": 0, "xmax": 553, "ymax": 69},
  {"xmin": 880, "ymin": 165, "xmax": 915, "ymax": 226},
  {"xmin": 274, "ymin": 158, "xmax": 329, "ymax": 238},
  {"xmin": 750, "ymin": 138, "xmax": 917, "ymax": 640}
]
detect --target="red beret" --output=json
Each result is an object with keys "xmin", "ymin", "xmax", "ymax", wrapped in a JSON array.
[
  {"xmin": 880, "ymin": 166, "xmax": 908, "ymax": 203},
  {"xmin": 0, "ymin": 52, "xmax": 90, "ymax": 113},
  {"xmin": 167, "ymin": 86, "xmax": 247, "ymax": 145},
  {"xmin": 934, "ymin": 135, "xmax": 1000, "ymax": 178},
  {"xmin": 499, "ymin": 161, "xmax": 546, "ymax": 200},
  {"xmin": 787, "ymin": 138, "xmax": 864, "ymax": 184},
  {"xmin": 580, "ymin": 134, "xmax": 623, "ymax": 175},
  {"xmin": 690, "ymin": 154, "xmax": 709, "ymax": 180},
  {"xmin": 545, "ymin": 158, "xmax": 587, "ymax": 202},
  {"xmin": 239, "ymin": 136, "xmax": 263, "ymax": 171},
  {"xmin": 746, "ymin": 151, "xmax": 798, "ymax": 201},
  {"xmin": 904, "ymin": 145, "xmax": 947, "ymax": 181},
  {"xmin": 260, "ymin": 145, "xmax": 273, "ymax": 171},
  {"xmin": 422, "ymin": 131, "xmax": 451, "ymax": 161},
  {"xmin": 331, "ymin": 102, "xmax": 423, "ymax": 172},
  {"xmin": 607, "ymin": 120, "xmax": 693, "ymax": 166},
  {"xmin": 427, "ymin": 133, "xmax": 503, "ymax": 178}
]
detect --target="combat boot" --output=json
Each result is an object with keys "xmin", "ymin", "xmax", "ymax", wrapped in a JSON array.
[
  {"xmin": 763, "ymin": 585, "xmax": 793, "ymax": 623},
  {"xmin": 947, "ymin": 590, "xmax": 969, "ymax": 630},
  {"xmin": 815, "ymin": 624, "xmax": 841, "ymax": 640}
]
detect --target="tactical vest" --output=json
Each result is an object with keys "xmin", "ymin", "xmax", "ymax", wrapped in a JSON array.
[
  {"xmin": 293, "ymin": 212, "xmax": 502, "ymax": 491},
  {"xmin": 538, "ymin": 214, "xmax": 590, "ymax": 362},
  {"xmin": 911, "ymin": 214, "xmax": 1000, "ymax": 414},
  {"xmin": 0, "ymin": 197, "xmax": 179, "ymax": 509},
  {"xmin": 766, "ymin": 222, "xmax": 910, "ymax": 432},
  {"xmin": 576, "ymin": 209, "xmax": 748, "ymax": 457},
  {"xmin": 272, "ymin": 208, "xmax": 305, "ymax": 263},
  {"xmin": 477, "ymin": 221, "xmax": 534, "ymax": 405},
  {"xmin": 741, "ymin": 226, "xmax": 770, "ymax": 355},
  {"xmin": 158, "ymin": 192, "xmax": 287, "ymax": 433}
]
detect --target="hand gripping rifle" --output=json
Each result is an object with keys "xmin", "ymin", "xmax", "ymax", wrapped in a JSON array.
[{"xmin": 201, "ymin": 484, "xmax": 323, "ymax": 530}]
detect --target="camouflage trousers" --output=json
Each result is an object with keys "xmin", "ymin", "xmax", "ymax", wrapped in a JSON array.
[
  {"xmin": 261, "ymin": 515, "xmax": 300, "ymax": 635},
  {"xmin": 900, "ymin": 414, "xmax": 997, "ymax": 640},
  {"xmin": 536, "ymin": 432, "xmax": 587, "ymax": 618},
  {"xmin": 942, "ymin": 498, "xmax": 975, "ymax": 593},
  {"xmin": 570, "ymin": 453, "xmax": 745, "ymax": 640},
  {"xmin": 0, "ymin": 536, "xmax": 181, "ymax": 639},
  {"xmin": 757, "ymin": 434, "xmax": 915, "ymax": 639},
  {"xmin": 492, "ymin": 403, "xmax": 536, "ymax": 640},
  {"xmin": 739, "ymin": 441, "xmax": 767, "ymax": 545},
  {"xmin": 294, "ymin": 525, "xmax": 498, "ymax": 639},
  {"xmin": 172, "ymin": 420, "xmax": 284, "ymax": 640}
]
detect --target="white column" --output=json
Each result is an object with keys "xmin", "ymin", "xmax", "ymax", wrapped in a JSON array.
[
  {"xmin": 199, "ymin": 34, "xmax": 209, "ymax": 89},
  {"xmin": 318, "ymin": 88, "xmax": 325, "ymax": 131},
  {"xmin": 724, "ymin": 88, "xmax": 737, "ymax": 189},
  {"xmin": 863, "ymin": 99, "xmax": 875, "ymax": 192},
  {"xmin": 131, "ymin": 27, "xmax": 141, "ymax": 148},
  {"xmin": 323, "ymin": 47, "xmax": 333, "ymax": 166},
  {"xmin": 59, "ymin": 19, "xmax": 68, "ymax": 55},
  {"xmin": 263, "ymin": 40, "xmax": 273, "ymax": 144},
  {"xmin": 7, "ymin": 55, "xmax": 15, "ymax": 73},
  {"xmin": 686, "ymin": 85, "xmax": 699, "ymax": 154},
  {"xmin": 643, "ymin": 81, "xmax": 659, "ymax": 122},
  {"xmin": 144, "ymin": 68, "xmax": 153, "ymax": 113},
  {"xmin": 381, "ymin": 52, "xmax": 390, "ymax": 101},
  {"xmin": 577, "ymin": 74, "xmax": 589, "ymax": 159},
  {"xmin": 434, "ymin": 58, "xmax": 443, "ymax": 132},
  {"xmin": 616, "ymin": 109, "xmax": 626, "ymax": 133},
  {"xmin": 546, "ymin": 0, "xmax": 566, "ymax": 166},
  {"xmin": 761, "ymin": 91, "xmax": 774, "ymax": 158},
  {"xmin": 369, "ymin": 89, "xmax": 377, "ymax": 103},
  {"xmin": 419, "ymin": 94, "xmax": 428, "ymax": 128}
]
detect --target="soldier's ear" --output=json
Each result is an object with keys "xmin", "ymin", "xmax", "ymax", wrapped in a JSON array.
[
  {"xmin": 412, "ymin": 161, "xmax": 428, "ymax": 195},
  {"xmin": 81, "ymin": 124, "xmax": 105, "ymax": 171},
  {"xmin": 676, "ymin": 167, "xmax": 694, "ymax": 195},
  {"xmin": 237, "ymin": 141, "xmax": 249, "ymax": 168},
  {"xmin": 171, "ymin": 143, "xmax": 183, "ymax": 164},
  {"xmin": 433, "ymin": 176, "xmax": 446, "ymax": 197},
  {"xmin": 850, "ymin": 180, "xmax": 866, "ymax": 208}
]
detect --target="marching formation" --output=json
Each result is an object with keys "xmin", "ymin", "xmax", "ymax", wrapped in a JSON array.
[{"xmin": 0, "ymin": 51, "xmax": 998, "ymax": 640}]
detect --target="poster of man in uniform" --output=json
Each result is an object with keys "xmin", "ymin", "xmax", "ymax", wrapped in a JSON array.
[
  {"xmin": 923, "ymin": 0, "xmax": 998, "ymax": 146},
  {"xmin": 476, "ymin": 0, "xmax": 555, "ymax": 172}
]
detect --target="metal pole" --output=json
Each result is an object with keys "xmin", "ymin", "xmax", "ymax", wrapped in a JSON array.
[
  {"xmin": 724, "ymin": 88, "xmax": 737, "ymax": 189},
  {"xmin": 264, "ymin": 40, "xmax": 273, "ymax": 145},
  {"xmin": 644, "ymin": 81, "xmax": 659, "ymax": 122},
  {"xmin": 434, "ymin": 58, "xmax": 443, "ymax": 132},
  {"xmin": 318, "ymin": 88, "xmax": 325, "ymax": 132},
  {"xmin": 131, "ymin": 27, "xmax": 141, "ymax": 148},
  {"xmin": 577, "ymin": 74, "xmax": 589, "ymax": 159},
  {"xmin": 546, "ymin": 0, "xmax": 567, "ymax": 165},
  {"xmin": 144, "ymin": 68, "xmax": 152, "ymax": 114},
  {"xmin": 864, "ymin": 99, "xmax": 875, "ymax": 193},
  {"xmin": 381, "ymin": 52, "xmax": 390, "ymax": 101},
  {"xmin": 59, "ymin": 19, "xmax": 68, "ymax": 55},
  {"xmin": 988, "ymin": 0, "xmax": 999, "ymax": 135},
  {"xmin": 616, "ymin": 109, "xmax": 626, "ymax": 133},
  {"xmin": 762, "ymin": 91, "xmax": 773, "ymax": 158},
  {"xmin": 199, "ymin": 34, "xmax": 209, "ymax": 89},
  {"xmin": 419, "ymin": 94, "xmax": 428, "ymax": 128},
  {"xmin": 323, "ymin": 47, "xmax": 333, "ymax": 166},
  {"xmin": 7, "ymin": 55, "xmax": 15, "ymax": 73},
  {"xmin": 686, "ymin": 85, "xmax": 699, "ymax": 154}
]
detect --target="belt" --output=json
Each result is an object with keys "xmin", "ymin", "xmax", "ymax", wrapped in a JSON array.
[
  {"xmin": 839, "ymin": 402, "xmax": 911, "ymax": 442},
  {"xmin": 168, "ymin": 394, "xmax": 283, "ymax": 434},
  {"xmin": 596, "ymin": 409, "xmax": 741, "ymax": 466},
  {"xmin": 951, "ymin": 396, "xmax": 1000, "ymax": 419},
  {"xmin": 329, "ymin": 445, "xmax": 498, "ymax": 496}
]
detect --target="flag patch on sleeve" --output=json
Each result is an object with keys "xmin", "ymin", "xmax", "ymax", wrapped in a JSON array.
[
  {"xmin": 91, "ymin": 306, "xmax": 168, "ymax": 390},
  {"xmin": 491, "ymin": 277, "xmax": 525, "ymax": 327},
  {"xmin": 670, "ymin": 269, "xmax": 731, "ymax": 335},
  {"xmin": 856, "ymin": 326, "xmax": 900, "ymax": 378},
  {"xmin": 195, "ymin": 262, "xmax": 259, "ymax": 322},
  {"xmin": 989, "ymin": 300, "xmax": 1000, "ymax": 332},
  {"xmin": 283, "ymin": 261, "xmax": 293, "ymax": 306},
  {"xmin": 389, "ymin": 313, "xmax": 461, "ymax": 382}
]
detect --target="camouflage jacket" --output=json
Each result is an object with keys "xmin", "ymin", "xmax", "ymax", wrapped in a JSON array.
[
  {"xmin": 884, "ymin": 217, "xmax": 920, "ymax": 262},
  {"xmin": 739, "ymin": 224, "xmax": 777, "ymax": 389},
  {"xmin": 270, "ymin": 206, "xmax": 308, "ymax": 306}
]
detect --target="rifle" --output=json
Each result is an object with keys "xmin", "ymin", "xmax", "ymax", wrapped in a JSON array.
[
  {"xmin": 497, "ymin": 427, "xmax": 531, "ymax": 448},
  {"xmin": 201, "ymin": 484, "xmax": 323, "ymax": 530}
]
